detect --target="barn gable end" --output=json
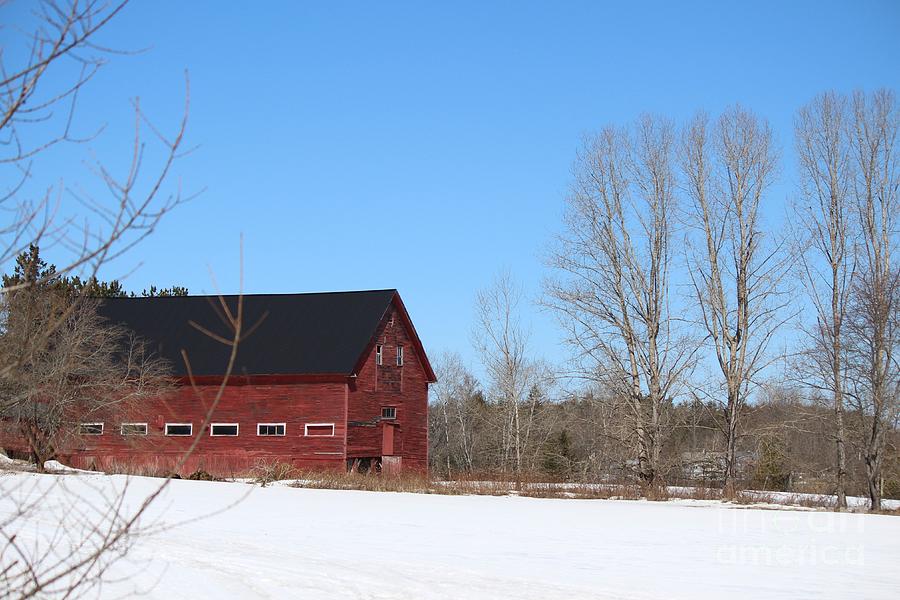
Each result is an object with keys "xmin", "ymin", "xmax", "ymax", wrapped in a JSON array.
[{"xmin": 346, "ymin": 296, "xmax": 433, "ymax": 472}]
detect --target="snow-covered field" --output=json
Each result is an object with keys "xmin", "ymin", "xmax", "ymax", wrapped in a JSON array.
[{"xmin": 2, "ymin": 471, "xmax": 899, "ymax": 599}]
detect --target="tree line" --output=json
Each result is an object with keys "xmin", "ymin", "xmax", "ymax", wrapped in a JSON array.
[{"xmin": 429, "ymin": 90, "xmax": 899, "ymax": 511}]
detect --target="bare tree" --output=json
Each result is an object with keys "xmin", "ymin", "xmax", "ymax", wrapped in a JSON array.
[
  {"xmin": 845, "ymin": 89, "xmax": 900, "ymax": 511},
  {"xmin": 793, "ymin": 91, "xmax": 855, "ymax": 509},
  {"xmin": 0, "ymin": 2, "xmax": 221, "ymax": 597},
  {"xmin": 545, "ymin": 115, "xmax": 695, "ymax": 485},
  {"xmin": 0, "ymin": 242, "xmax": 257, "ymax": 598},
  {"xmin": 681, "ymin": 106, "xmax": 789, "ymax": 495},
  {"xmin": 0, "ymin": 246, "xmax": 172, "ymax": 470},
  {"xmin": 473, "ymin": 271, "xmax": 550, "ymax": 476},
  {"xmin": 429, "ymin": 351, "xmax": 482, "ymax": 475}
]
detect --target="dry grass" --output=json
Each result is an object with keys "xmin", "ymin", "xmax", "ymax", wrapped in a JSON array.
[
  {"xmin": 730, "ymin": 490, "xmax": 899, "ymax": 514},
  {"xmin": 13, "ymin": 454, "xmax": 895, "ymax": 514},
  {"xmin": 282, "ymin": 472, "xmax": 899, "ymax": 514},
  {"xmin": 870, "ymin": 507, "xmax": 900, "ymax": 516},
  {"xmin": 733, "ymin": 490, "xmax": 835, "ymax": 510},
  {"xmin": 288, "ymin": 472, "xmax": 651, "ymax": 501},
  {"xmin": 250, "ymin": 461, "xmax": 298, "ymax": 487},
  {"xmin": 99, "ymin": 459, "xmax": 177, "ymax": 479},
  {"xmin": 666, "ymin": 485, "xmax": 723, "ymax": 501},
  {"xmin": 517, "ymin": 482, "xmax": 643, "ymax": 500},
  {"xmin": 286, "ymin": 470, "xmax": 509, "ymax": 496}
]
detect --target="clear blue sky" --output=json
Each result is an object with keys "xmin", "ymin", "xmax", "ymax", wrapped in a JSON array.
[{"xmin": 5, "ymin": 1, "xmax": 900, "ymax": 376}]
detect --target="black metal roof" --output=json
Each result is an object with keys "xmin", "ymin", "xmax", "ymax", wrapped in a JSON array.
[{"xmin": 97, "ymin": 290, "xmax": 398, "ymax": 377}]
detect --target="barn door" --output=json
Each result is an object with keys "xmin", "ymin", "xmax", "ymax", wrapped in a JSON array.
[{"xmin": 381, "ymin": 422, "xmax": 397, "ymax": 456}]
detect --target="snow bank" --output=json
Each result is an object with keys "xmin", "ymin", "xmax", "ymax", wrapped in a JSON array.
[
  {"xmin": 1, "ymin": 472, "xmax": 898, "ymax": 599},
  {"xmin": 0, "ymin": 454, "xmax": 23, "ymax": 467},
  {"xmin": 42, "ymin": 460, "xmax": 102, "ymax": 474},
  {"xmin": 0, "ymin": 456, "xmax": 103, "ymax": 474}
]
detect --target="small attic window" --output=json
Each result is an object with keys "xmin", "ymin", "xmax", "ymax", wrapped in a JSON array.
[
  {"xmin": 375, "ymin": 344, "xmax": 383, "ymax": 366},
  {"xmin": 396, "ymin": 345, "xmax": 404, "ymax": 367}
]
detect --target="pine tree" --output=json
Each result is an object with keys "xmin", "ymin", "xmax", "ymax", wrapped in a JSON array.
[
  {"xmin": 2, "ymin": 245, "xmax": 187, "ymax": 299},
  {"xmin": 1, "ymin": 244, "xmax": 57, "ymax": 293},
  {"xmin": 542, "ymin": 429, "xmax": 574, "ymax": 478}
]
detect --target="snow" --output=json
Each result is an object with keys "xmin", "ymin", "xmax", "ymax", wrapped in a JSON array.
[
  {"xmin": 1, "ymin": 471, "xmax": 899, "ymax": 599},
  {"xmin": 736, "ymin": 488, "xmax": 900, "ymax": 511},
  {"xmin": 42, "ymin": 459, "xmax": 102, "ymax": 474},
  {"xmin": 660, "ymin": 485, "xmax": 900, "ymax": 511},
  {"xmin": 0, "ymin": 454, "xmax": 20, "ymax": 467},
  {"xmin": 0, "ymin": 455, "xmax": 101, "ymax": 473},
  {"xmin": 432, "ymin": 481, "xmax": 900, "ymax": 511}
]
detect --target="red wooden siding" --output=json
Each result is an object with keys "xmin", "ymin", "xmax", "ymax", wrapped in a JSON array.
[
  {"xmin": 60, "ymin": 381, "xmax": 348, "ymax": 476},
  {"xmin": 347, "ymin": 303, "xmax": 429, "ymax": 472}
]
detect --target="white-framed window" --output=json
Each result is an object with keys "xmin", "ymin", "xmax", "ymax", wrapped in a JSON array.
[
  {"xmin": 210, "ymin": 423, "xmax": 239, "ymax": 437},
  {"xmin": 304, "ymin": 423, "xmax": 335, "ymax": 437},
  {"xmin": 381, "ymin": 407, "xmax": 396, "ymax": 420},
  {"xmin": 79, "ymin": 422, "xmax": 103, "ymax": 435},
  {"xmin": 120, "ymin": 423, "xmax": 148, "ymax": 436},
  {"xmin": 165, "ymin": 423, "xmax": 192, "ymax": 436},
  {"xmin": 375, "ymin": 344, "xmax": 383, "ymax": 366},
  {"xmin": 396, "ymin": 345, "xmax": 404, "ymax": 366},
  {"xmin": 257, "ymin": 423, "xmax": 286, "ymax": 436}
]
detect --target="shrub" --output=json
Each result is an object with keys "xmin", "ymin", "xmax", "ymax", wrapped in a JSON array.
[
  {"xmin": 250, "ymin": 461, "xmax": 298, "ymax": 487},
  {"xmin": 187, "ymin": 469, "xmax": 219, "ymax": 482}
]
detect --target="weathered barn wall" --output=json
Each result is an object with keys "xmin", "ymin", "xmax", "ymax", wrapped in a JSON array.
[
  {"xmin": 347, "ymin": 303, "xmax": 429, "ymax": 471},
  {"xmin": 60, "ymin": 380, "xmax": 348, "ymax": 476}
]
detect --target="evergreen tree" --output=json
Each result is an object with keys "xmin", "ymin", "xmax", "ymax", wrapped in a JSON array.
[
  {"xmin": 1, "ymin": 244, "xmax": 58, "ymax": 294},
  {"xmin": 751, "ymin": 435, "xmax": 791, "ymax": 491},
  {"xmin": 140, "ymin": 285, "xmax": 189, "ymax": 297},
  {"xmin": 542, "ymin": 429, "xmax": 574, "ymax": 479},
  {"xmin": 2, "ymin": 245, "xmax": 187, "ymax": 299}
]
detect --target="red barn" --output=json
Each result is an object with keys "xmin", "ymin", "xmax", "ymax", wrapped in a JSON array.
[{"xmin": 62, "ymin": 289, "xmax": 435, "ymax": 476}]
